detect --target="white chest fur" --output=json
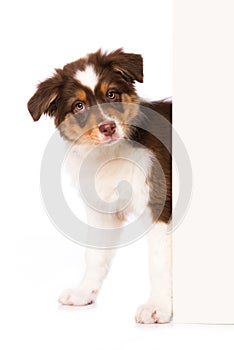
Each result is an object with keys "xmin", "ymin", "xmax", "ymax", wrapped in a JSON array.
[{"xmin": 64, "ymin": 140, "xmax": 153, "ymax": 221}]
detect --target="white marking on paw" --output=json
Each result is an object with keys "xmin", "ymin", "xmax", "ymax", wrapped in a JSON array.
[
  {"xmin": 135, "ymin": 303, "xmax": 172, "ymax": 324},
  {"xmin": 58, "ymin": 288, "xmax": 97, "ymax": 306},
  {"xmin": 75, "ymin": 65, "xmax": 99, "ymax": 92}
]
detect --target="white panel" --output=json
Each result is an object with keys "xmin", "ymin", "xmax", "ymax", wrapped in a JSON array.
[{"xmin": 173, "ymin": 0, "xmax": 234, "ymax": 323}]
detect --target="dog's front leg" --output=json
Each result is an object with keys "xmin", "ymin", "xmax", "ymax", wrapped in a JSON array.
[
  {"xmin": 59, "ymin": 248, "xmax": 115, "ymax": 306},
  {"xmin": 59, "ymin": 210, "xmax": 121, "ymax": 306},
  {"xmin": 135, "ymin": 222, "xmax": 172, "ymax": 323}
]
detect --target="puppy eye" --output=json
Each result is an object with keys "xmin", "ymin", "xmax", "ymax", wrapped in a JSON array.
[
  {"xmin": 106, "ymin": 90, "xmax": 120, "ymax": 102},
  {"xmin": 106, "ymin": 91, "xmax": 116, "ymax": 99},
  {"xmin": 73, "ymin": 102, "xmax": 85, "ymax": 114}
]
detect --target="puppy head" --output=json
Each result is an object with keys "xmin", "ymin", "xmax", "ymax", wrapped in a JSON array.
[{"xmin": 28, "ymin": 49, "xmax": 143, "ymax": 146}]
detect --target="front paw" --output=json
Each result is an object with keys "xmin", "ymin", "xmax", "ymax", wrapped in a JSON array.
[
  {"xmin": 135, "ymin": 302, "xmax": 172, "ymax": 324},
  {"xmin": 58, "ymin": 288, "xmax": 97, "ymax": 306}
]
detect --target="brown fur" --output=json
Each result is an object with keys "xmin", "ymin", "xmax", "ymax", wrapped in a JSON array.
[{"xmin": 130, "ymin": 100, "xmax": 172, "ymax": 223}]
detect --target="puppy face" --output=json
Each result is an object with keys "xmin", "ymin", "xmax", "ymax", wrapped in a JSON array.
[{"xmin": 28, "ymin": 49, "xmax": 143, "ymax": 146}]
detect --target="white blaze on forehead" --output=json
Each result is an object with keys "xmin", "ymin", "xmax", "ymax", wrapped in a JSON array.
[{"xmin": 75, "ymin": 65, "xmax": 99, "ymax": 92}]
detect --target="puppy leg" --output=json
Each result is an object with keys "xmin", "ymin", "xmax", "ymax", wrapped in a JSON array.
[
  {"xmin": 59, "ymin": 211, "xmax": 121, "ymax": 306},
  {"xmin": 59, "ymin": 248, "xmax": 115, "ymax": 306},
  {"xmin": 135, "ymin": 222, "xmax": 172, "ymax": 323}
]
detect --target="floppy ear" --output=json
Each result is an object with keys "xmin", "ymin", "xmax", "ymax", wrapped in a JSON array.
[
  {"xmin": 109, "ymin": 49, "xmax": 143, "ymax": 83},
  {"xmin": 27, "ymin": 70, "xmax": 63, "ymax": 121}
]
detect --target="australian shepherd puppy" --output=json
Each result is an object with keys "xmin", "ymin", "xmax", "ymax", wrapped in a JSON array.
[{"xmin": 28, "ymin": 49, "xmax": 172, "ymax": 324}]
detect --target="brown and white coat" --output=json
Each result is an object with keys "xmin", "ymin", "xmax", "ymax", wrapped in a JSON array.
[{"xmin": 28, "ymin": 49, "xmax": 172, "ymax": 324}]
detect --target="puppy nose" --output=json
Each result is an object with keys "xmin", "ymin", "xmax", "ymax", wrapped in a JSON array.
[{"xmin": 99, "ymin": 122, "xmax": 116, "ymax": 136}]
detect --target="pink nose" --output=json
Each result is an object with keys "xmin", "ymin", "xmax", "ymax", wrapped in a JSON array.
[{"xmin": 99, "ymin": 122, "xmax": 116, "ymax": 137}]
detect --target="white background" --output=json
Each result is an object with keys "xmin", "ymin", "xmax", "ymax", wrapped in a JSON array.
[{"xmin": 1, "ymin": 0, "xmax": 234, "ymax": 349}]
